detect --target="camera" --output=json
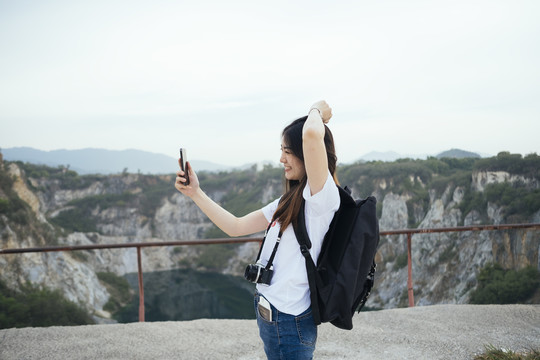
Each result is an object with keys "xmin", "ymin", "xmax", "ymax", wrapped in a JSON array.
[{"xmin": 244, "ymin": 262, "xmax": 273, "ymax": 285}]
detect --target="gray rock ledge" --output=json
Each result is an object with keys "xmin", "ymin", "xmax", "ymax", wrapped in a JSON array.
[{"xmin": 0, "ymin": 304, "xmax": 538, "ymax": 360}]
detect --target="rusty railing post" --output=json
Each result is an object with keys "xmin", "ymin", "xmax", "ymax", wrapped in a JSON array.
[
  {"xmin": 407, "ymin": 232, "xmax": 415, "ymax": 307},
  {"xmin": 137, "ymin": 246, "xmax": 145, "ymax": 322}
]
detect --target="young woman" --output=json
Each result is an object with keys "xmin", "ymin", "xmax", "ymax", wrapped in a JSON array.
[{"xmin": 175, "ymin": 100, "xmax": 340, "ymax": 359}]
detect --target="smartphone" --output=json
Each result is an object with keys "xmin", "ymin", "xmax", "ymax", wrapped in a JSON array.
[
  {"xmin": 179, "ymin": 148, "xmax": 190, "ymax": 185},
  {"xmin": 257, "ymin": 296, "xmax": 272, "ymax": 321}
]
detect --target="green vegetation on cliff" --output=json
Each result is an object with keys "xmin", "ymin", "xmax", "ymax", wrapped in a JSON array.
[
  {"xmin": 97, "ymin": 272, "xmax": 133, "ymax": 314},
  {"xmin": 0, "ymin": 163, "xmax": 58, "ymax": 245},
  {"xmin": 19, "ymin": 163, "xmax": 103, "ymax": 190},
  {"xmin": 469, "ymin": 263, "xmax": 540, "ymax": 305},
  {"xmin": 44, "ymin": 172, "xmax": 174, "ymax": 233},
  {"xmin": 484, "ymin": 183, "xmax": 540, "ymax": 222},
  {"xmin": 338, "ymin": 152, "xmax": 539, "ymax": 225},
  {"xmin": 6, "ymin": 151, "xmax": 539, "ymax": 241},
  {"xmin": 0, "ymin": 166, "xmax": 31, "ymax": 225},
  {"xmin": 0, "ymin": 280, "xmax": 94, "ymax": 329},
  {"xmin": 474, "ymin": 152, "xmax": 540, "ymax": 177},
  {"xmin": 49, "ymin": 193, "xmax": 136, "ymax": 232}
]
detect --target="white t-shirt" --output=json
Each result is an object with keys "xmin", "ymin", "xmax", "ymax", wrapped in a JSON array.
[{"xmin": 256, "ymin": 172, "xmax": 340, "ymax": 315}]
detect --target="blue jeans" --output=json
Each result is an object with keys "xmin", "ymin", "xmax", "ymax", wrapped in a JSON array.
[{"xmin": 254, "ymin": 292, "xmax": 317, "ymax": 360}]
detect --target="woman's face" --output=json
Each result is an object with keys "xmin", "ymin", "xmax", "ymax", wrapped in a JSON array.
[{"xmin": 280, "ymin": 138, "xmax": 306, "ymax": 181}]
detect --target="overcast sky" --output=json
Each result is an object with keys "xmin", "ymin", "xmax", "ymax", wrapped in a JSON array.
[{"xmin": 1, "ymin": 0, "xmax": 539, "ymax": 167}]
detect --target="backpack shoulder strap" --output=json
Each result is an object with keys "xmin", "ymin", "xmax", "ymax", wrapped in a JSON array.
[{"xmin": 293, "ymin": 200, "xmax": 322, "ymax": 325}]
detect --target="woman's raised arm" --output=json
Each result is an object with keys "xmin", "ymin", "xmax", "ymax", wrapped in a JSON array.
[{"xmin": 302, "ymin": 100, "xmax": 332, "ymax": 195}]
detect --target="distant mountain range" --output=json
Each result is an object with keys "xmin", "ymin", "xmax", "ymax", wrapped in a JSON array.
[
  {"xmin": 1, "ymin": 147, "xmax": 486, "ymax": 175},
  {"xmin": 358, "ymin": 148, "xmax": 483, "ymax": 162},
  {"xmin": 1, "ymin": 147, "xmax": 231, "ymax": 174},
  {"xmin": 435, "ymin": 148, "xmax": 482, "ymax": 159}
]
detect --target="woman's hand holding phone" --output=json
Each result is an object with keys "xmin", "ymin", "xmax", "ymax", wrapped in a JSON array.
[{"xmin": 175, "ymin": 151, "xmax": 199, "ymax": 197}]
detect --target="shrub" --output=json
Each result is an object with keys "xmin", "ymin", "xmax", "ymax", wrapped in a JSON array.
[
  {"xmin": 394, "ymin": 253, "xmax": 409, "ymax": 270},
  {"xmin": 97, "ymin": 272, "xmax": 132, "ymax": 313},
  {"xmin": 475, "ymin": 152, "xmax": 540, "ymax": 178},
  {"xmin": 0, "ymin": 169, "xmax": 30, "ymax": 225},
  {"xmin": 49, "ymin": 207, "xmax": 98, "ymax": 233},
  {"xmin": 0, "ymin": 198, "xmax": 9, "ymax": 213},
  {"xmin": 484, "ymin": 183, "xmax": 540, "ymax": 221},
  {"xmin": 0, "ymin": 280, "xmax": 94, "ymax": 328},
  {"xmin": 48, "ymin": 193, "xmax": 136, "ymax": 233},
  {"xmin": 459, "ymin": 189, "xmax": 488, "ymax": 220},
  {"xmin": 438, "ymin": 244, "xmax": 457, "ymax": 263},
  {"xmin": 469, "ymin": 263, "xmax": 540, "ymax": 304}
]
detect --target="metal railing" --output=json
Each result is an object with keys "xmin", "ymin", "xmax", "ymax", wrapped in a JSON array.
[{"xmin": 1, "ymin": 223, "xmax": 539, "ymax": 321}]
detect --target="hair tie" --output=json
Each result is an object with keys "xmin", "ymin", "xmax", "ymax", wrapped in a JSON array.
[{"xmin": 309, "ymin": 108, "xmax": 322, "ymax": 117}]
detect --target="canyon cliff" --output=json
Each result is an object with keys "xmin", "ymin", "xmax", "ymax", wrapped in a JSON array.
[{"xmin": 0, "ymin": 153, "xmax": 538, "ymax": 321}]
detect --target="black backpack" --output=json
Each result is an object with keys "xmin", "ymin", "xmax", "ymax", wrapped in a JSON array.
[{"xmin": 293, "ymin": 185, "xmax": 379, "ymax": 330}]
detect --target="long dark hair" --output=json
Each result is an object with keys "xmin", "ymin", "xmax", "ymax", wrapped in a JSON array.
[{"xmin": 271, "ymin": 116, "xmax": 339, "ymax": 231}]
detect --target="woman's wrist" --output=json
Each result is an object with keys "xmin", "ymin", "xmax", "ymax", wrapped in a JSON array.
[
  {"xmin": 308, "ymin": 101, "xmax": 331, "ymax": 124},
  {"xmin": 309, "ymin": 107, "xmax": 322, "ymax": 117},
  {"xmin": 190, "ymin": 187, "xmax": 205, "ymax": 200}
]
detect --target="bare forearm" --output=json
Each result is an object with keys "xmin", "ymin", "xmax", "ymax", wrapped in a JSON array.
[
  {"xmin": 303, "ymin": 103, "xmax": 332, "ymax": 194},
  {"xmin": 190, "ymin": 188, "xmax": 266, "ymax": 237},
  {"xmin": 191, "ymin": 188, "xmax": 237, "ymax": 235}
]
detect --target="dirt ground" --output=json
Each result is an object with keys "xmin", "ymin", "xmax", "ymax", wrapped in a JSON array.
[{"xmin": 1, "ymin": 304, "xmax": 539, "ymax": 360}]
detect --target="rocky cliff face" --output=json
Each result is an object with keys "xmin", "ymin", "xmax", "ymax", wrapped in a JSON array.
[
  {"xmin": 0, "ymin": 161, "xmax": 538, "ymax": 321},
  {"xmin": 472, "ymin": 171, "xmax": 539, "ymax": 192},
  {"xmin": 372, "ymin": 172, "xmax": 539, "ymax": 309},
  {"xmin": 0, "ymin": 162, "xmax": 265, "ymax": 321}
]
